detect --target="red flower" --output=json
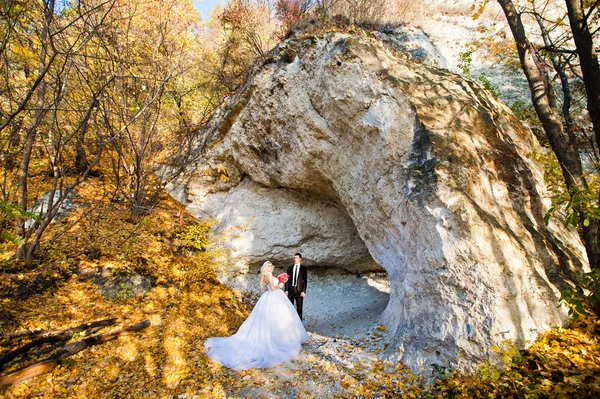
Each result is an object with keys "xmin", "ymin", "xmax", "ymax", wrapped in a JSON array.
[{"xmin": 277, "ymin": 272, "xmax": 289, "ymax": 283}]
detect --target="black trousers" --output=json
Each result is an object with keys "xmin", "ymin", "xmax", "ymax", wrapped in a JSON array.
[{"xmin": 287, "ymin": 286, "xmax": 304, "ymax": 320}]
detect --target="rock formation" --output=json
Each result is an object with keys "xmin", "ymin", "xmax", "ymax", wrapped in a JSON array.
[{"xmin": 168, "ymin": 31, "xmax": 587, "ymax": 372}]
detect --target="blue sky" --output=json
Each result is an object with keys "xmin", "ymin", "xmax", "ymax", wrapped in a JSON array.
[{"xmin": 193, "ymin": 0, "xmax": 221, "ymax": 20}]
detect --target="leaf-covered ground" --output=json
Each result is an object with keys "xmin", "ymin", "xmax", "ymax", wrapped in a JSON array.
[{"xmin": 1, "ymin": 177, "xmax": 600, "ymax": 398}]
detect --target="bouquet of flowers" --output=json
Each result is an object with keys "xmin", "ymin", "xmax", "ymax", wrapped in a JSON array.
[{"xmin": 277, "ymin": 272, "xmax": 289, "ymax": 283}]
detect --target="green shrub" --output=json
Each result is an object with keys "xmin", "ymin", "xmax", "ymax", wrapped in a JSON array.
[
  {"xmin": 115, "ymin": 282, "xmax": 135, "ymax": 300},
  {"xmin": 561, "ymin": 268, "xmax": 600, "ymax": 318},
  {"xmin": 476, "ymin": 73, "xmax": 500, "ymax": 98},
  {"xmin": 458, "ymin": 47, "xmax": 501, "ymax": 97},
  {"xmin": 177, "ymin": 221, "xmax": 212, "ymax": 251},
  {"xmin": 0, "ymin": 200, "xmax": 38, "ymax": 252}
]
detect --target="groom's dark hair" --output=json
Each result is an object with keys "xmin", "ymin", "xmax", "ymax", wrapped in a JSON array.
[{"xmin": 295, "ymin": 252, "xmax": 302, "ymax": 258}]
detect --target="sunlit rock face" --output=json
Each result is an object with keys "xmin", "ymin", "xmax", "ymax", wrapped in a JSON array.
[
  {"xmin": 168, "ymin": 32, "xmax": 587, "ymax": 372},
  {"xmin": 371, "ymin": 26, "xmax": 448, "ymax": 69},
  {"xmin": 168, "ymin": 176, "xmax": 380, "ymax": 282},
  {"xmin": 417, "ymin": 0, "xmax": 531, "ymax": 107}
]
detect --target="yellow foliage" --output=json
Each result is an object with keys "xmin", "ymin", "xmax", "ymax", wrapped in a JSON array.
[{"xmin": 0, "ymin": 176, "xmax": 249, "ymax": 398}]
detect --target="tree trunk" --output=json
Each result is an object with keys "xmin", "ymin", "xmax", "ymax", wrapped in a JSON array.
[
  {"xmin": 0, "ymin": 319, "xmax": 116, "ymax": 371},
  {"xmin": 0, "ymin": 320, "xmax": 149, "ymax": 387},
  {"xmin": 74, "ymin": 139, "xmax": 89, "ymax": 174},
  {"xmin": 498, "ymin": 0, "xmax": 600, "ymax": 269},
  {"xmin": 533, "ymin": 13, "xmax": 577, "ymax": 145},
  {"xmin": 74, "ymin": 92, "xmax": 104, "ymax": 174},
  {"xmin": 565, "ymin": 0, "xmax": 600, "ymax": 151},
  {"xmin": 15, "ymin": 0, "xmax": 55, "ymax": 265},
  {"xmin": 565, "ymin": 0, "xmax": 600, "ymax": 271}
]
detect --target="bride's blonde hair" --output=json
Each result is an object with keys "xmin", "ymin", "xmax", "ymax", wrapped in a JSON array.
[{"xmin": 260, "ymin": 261, "xmax": 273, "ymax": 291}]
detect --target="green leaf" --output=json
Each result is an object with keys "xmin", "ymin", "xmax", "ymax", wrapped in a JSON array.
[{"xmin": 542, "ymin": 212, "xmax": 551, "ymax": 226}]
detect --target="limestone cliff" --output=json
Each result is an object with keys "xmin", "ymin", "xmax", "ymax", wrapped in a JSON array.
[{"xmin": 168, "ymin": 31, "xmax": 587, "ymax": 372}]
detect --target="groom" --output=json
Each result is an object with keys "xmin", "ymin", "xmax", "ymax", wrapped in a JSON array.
[{"xmin": 285, "ymin": 253, "xmax": 307, "ymax": 320}]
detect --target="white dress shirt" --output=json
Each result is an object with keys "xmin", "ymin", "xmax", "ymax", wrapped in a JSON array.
[{"xmin": 292, "ymin": 264, "xmax": 300, "ymax": 287}]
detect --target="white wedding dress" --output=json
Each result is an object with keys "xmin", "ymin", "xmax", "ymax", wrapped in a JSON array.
[{"xmin": 204, "ymin": 277, "xmax": 309, "ymax": 371}]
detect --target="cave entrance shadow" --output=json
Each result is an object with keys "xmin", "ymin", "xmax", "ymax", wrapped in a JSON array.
[{"xmin": 300, "ymin": 267, "xmax": 390, "ymax": 339}]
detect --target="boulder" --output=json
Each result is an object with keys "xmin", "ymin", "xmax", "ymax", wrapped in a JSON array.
[
  {"xmin": 25, "ymin": 189, "xmax": 79, "ymax": 229},
  {"xmin": 95, "ymin": 272, "xmax": 154, "ymax": 299},
  {"xmin": 168, "ymin": 31, "xmax": 587, "ymax": 372}
]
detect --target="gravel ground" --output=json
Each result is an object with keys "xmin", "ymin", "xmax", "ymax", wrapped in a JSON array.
[
  {"xmin": 194, "ymin": 327, "xmax": 402, "ymax": 399},
  {"xmin": 301, "ymin": 271, "xmax": 390, "ymax": 339},
  {"xmin": 244, "ymin": 269, "xmax": 390, "ymax": 340},
  {"xmin": 198, "ymin": 270, "xmax": 396, "ymax": 398}
]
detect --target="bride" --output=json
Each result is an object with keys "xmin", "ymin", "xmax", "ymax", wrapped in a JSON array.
[{"xmin": 204, "ymin": 261, "xmax": 309, "ymax": 370}]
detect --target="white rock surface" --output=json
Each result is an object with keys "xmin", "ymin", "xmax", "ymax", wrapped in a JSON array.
[
  {"xmin": 26, "ymin": 189, "xmax": 79, "ymax": 229},
  {"xmin": 168, "ymin": 177, "xmax": 381, "ymax": 283},
  {"xmin": 169, "ymin": 31, "xmax": 587, "ymax": 373},
  {"xmin": 418, "ymin": 0, "xmax": 531, "ymax": 106},
  {"xmin": 371, "ymin": 26, "xmax": 448, "ymax": 69}
]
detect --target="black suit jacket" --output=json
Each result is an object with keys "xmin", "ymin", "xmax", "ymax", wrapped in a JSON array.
[{"xmin": 285, "ymin": 264, "xmax": 307, "ymax": 294}]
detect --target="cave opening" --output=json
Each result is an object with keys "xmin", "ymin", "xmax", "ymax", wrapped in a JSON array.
[{"xmin": 198, "ymin": 178, "xmax": 392, "ymax": 339}]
